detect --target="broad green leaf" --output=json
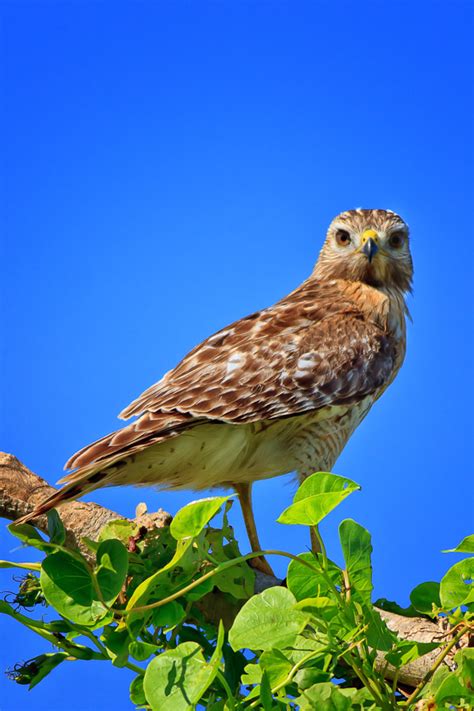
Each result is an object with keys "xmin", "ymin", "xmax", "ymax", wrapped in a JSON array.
[
  {"xmin": 385, "ymin": 639, "xmax": 439, "ymax": 667},
  {"xmin": 373, "ymin": 597, "xmax": 419, "ymax": 617},
  {"xmin": 8, "ymin": 523, "xmax": 59, "ymax": 554},
  {"xmin": 444, "ymin": 534, "xmax": 474, "ymax": 554},
  {"xmin": 229, "ymin": 587, "xmax": 309, "ymax": 652},
  {"xmin": 101, "ymin": 627, "xmax": 131, "ymax": 667},
  {"xmin": 259, "ymin": 649, "xmax": 292, "ymax": 687},
  {"xmin": 40, "ymin": 551, "xmax": 108, "ymax": 626},
  {"xmin": 47, "ymin": 510, "xmax": 66, "ymax": 545},
  {"xmin": 96, "ymin": 539, "xmax": 129, "ymax": 604},
  {"xmin": 285, "ymin": 635, "xmax": 327, "ymax": 665},
  {"xmin": 454, "ymin": 648, "xmax": 474, "ymax": 690},
  {"xmin": 129, "ymin": 640, "xmax": 159, "ymax": 662},
  {"xmin": 242, "ymin": 662, "xmax": 262, "ymax": 686},
  {"xmin": 143, "ymin": 641, "xmax": 219, "ymax": 711},
  {"xmin": 294, "ymin": 668, "xmax": 332, "ymax": 690},
  {"xmin": 294, "ymin": 596, "xmax": 337, "ymax": 613},
  {"xmin": 278, "ymin": 473, "xmax": 360, "ymax": 526},
  {"xmin": 409, "ymin": 581, "xmax": 441, "ymax": 615},
  {"xmin": 129, "ymin": 674, "xmax": 146, "ymax": 706},
  {"xmin": 363, "ymin": 606, "xmax": 397, "ymax": 651},
  {"xmin": 151, "ymin": 601, "xmax": 186, "ymax": 629},
  {"xmin": 296, "ymin": 681, "xmax": 352, "ymax": 711},
  {"xmin": 98, "ymin": 518, "xmax": 138, "ymax": 544},
  {"xmin": 287, "ymin": 552, "xmax": 341, "ymax": 601},
  {"xmin": 339, "ymin": 519, "xmax": 373, "ymax": 603},
  {"xmin": 170, "ymin": 495, "xmax": 232, "ymax": 540},
  {"xmin": 435, "ymin": 670, "xmax": 474, "ymax": 706},
  {"xmin": 440, "ymin": 558, "xmax": 474, "ymax": 609}
]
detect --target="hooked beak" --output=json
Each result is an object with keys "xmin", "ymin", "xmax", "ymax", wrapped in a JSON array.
[{"xmin": 360, "ymin": 229, "xmax": 379, "ymax": 263}]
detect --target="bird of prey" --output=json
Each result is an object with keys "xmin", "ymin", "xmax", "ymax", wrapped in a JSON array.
[{"xmin": 20, "ymin": 208, "xmax": 413, "ymax": 575}]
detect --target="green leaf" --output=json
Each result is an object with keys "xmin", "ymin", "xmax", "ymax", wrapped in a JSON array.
[
  {"xmin": 229, "ymin": 587, "xmax": 309, "ymax": 652},
  {"xmin": 101, "ymin": 627, "xmax": 131, "ymax": 667},
  {"xmin": 98, "ymin": 518, "xmax": 138, "ymax": 544},
  {"xmin": 98, "ymin": 518, "xmax": 138, "ymax": 546},
  {"xmin": 296, "ymin": 681, "xmax": 352, "ymax": 711},
  {"xmin": 125, "ymin": 538, "xmax": 193, "ymax": 615},
  {"xmin": 278, "ymin": 472, "xmax": 360, "ymax": 526},
  {"xmin": 0, "ymin": 560, "xmax": 41, "ymax": 571},
  {"xmin": 170, "ymin": 495, "xmax": 232, "ymax": 540},
  {"xmin": 373, "ymin": 597, "xmax": 419, "ymax": 617},
  {"xmin": 40, "ymin": 551, "xmax": 109, "ymax": 626},
  {"xmin": 440, "ymin": 557, "xmax": 474, "ymax": 609},
  {"xmin": 454, "ymin": 648, "xmax": 474, "ymax": 690},
  {"xmin": 129, "ymin": 640, "xmax": 159, "ymax": 662},
  {"xmin": 294, "ymin": 668, "xmax": 332, "ymax": 690},
  {"xmin": 444, "ymin": 534, "xmax": 474, "ymax": 554},
  {"xmin": 435, "ymin": 670, "xmax": 474, "ymax": 706},
  {"xmin": 363, "ymin": 606, "xmax": 397, "ymax": 651},
  {"xmin": 287, "ymin": 552, "xmax": 341, "ymax": 601},
  {"xmin": 151, "ymin": 601, "xmax": 186, "ymax": 629},
  {"xmin": 47, "ymin": 510, "xmax": 66, "ymax": 545},
  {"xmin": 259, "ymin": 649, "xmax": 292, "ymax": 687},
  {"xmin": 294, "ymin": 596, "xmax": 337, "ymax": 614},
  {"xmin": 409, "ymin": 581, "xmax": 441, "ymax": 615},
  {"xmin": 130, "ymin": 674, "xmax": 146, "ymax": 706},
  {"xmin": 143, "ymin": 641, "xmax": 219, "ymax": 711},
  {"xmin": 385, "ymin": 639, "xmax": 439, "ymax": 667},
  {"xmin": 259, "ymin": 670, "xmax": 274, "ymax": 711},
  {"xmin": 8, "ymin": 523, "xmax": 58, "ymax": 554},
  {"xmin": 339, "ymin": 519, "xmax": 373, "ymax": 603},
  {"xmin": 96, "ymin": 539, "xmax": 129, "ymax": 604}
]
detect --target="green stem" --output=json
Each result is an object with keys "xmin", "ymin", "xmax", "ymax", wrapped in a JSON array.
[
  {"xmin": 121, "ymin": 549, "xmax": 321, "ymax": 615},
  {"xmin": 313, "ymin": 525, "xmax": 328, "ymax": 570},
  {"xmin": 403, "ymin": 625, "xmax": 470, "ymax": 708},
  {"xmin": 125, "ymin": 660, "xmax": 145, "ymax": 675},
  {"xmin": 258, "ymin": 648, "xmax": 322, "ymax": 705},
  {"xmin": 343, "ymin": 652, "xmax": 391, "ymax": 710},
  {"xmin": 215, "ymin": 668, "xmax": 235, "ymax": 711},
  {"xmin": 81, "ymin": 629, "xmax": 109, "ymax": 658}
]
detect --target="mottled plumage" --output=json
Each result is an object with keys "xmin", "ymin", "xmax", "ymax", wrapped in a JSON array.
[{"xmin": 20, "ymin": 208, "xmax": 413, "ymax": 573}]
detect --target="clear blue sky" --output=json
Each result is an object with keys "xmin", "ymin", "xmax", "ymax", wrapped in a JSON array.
[{"xmin": 1, "ymin": 1, "xmax": 473, "ymax": 709}]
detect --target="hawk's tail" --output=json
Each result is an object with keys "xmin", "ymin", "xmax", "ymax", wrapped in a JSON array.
[{"xmin": 14, "ymin": 410, "xmax": 197, "ymax": 526}]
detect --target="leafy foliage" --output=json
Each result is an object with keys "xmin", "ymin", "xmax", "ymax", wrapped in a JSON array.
[{"xmin": 2, "ymin": 473, "xmax": 473, "ymax": 709}]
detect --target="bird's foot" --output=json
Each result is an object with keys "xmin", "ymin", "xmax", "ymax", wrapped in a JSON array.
[{"xmin": 249, "ymin": 555, "xmax": 275, "ymax": 577}]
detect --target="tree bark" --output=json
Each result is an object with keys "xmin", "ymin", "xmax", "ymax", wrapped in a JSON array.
[{"xmin": 0, "ymin": 452, "xmax": 464, "ymax": 691}]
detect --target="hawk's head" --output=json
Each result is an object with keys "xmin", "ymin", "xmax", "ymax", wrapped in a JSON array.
[{"xmin": 314, "ymin": 208, "xmax": 413, "ymax": 293}]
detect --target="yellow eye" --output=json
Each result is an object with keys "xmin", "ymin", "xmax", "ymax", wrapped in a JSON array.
[
  {"xmin": 335, "ymin": 229, "xmax": 351, "ymax": 246},
  {"xmin": 389, "ymin": 231, "xmax": 405, "ymax": 248}
]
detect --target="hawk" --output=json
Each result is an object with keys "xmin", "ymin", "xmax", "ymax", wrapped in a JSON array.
[{"xmin": 19, "ymin": 209, "xmax": 413, "ymax": 575}]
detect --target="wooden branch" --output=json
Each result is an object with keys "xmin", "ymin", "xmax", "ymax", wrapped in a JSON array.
[{"xmin": 0, "ymin": 452, "xmax": 463, "ymax": 690}]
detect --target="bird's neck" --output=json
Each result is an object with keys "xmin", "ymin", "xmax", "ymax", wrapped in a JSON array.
[{"xmin": 346, "ymin": 278, "xmax": 409, "ymax": 337}]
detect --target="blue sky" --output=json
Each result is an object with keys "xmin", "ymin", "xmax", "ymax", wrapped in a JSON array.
[{"xmin": 1, "ymin": 1, "xmax": 473, "ymax": 709}]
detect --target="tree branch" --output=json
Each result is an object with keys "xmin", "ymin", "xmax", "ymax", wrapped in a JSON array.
[{"xmin": 0, "ymin": 452, "xmax": 463, "ymax": 690}]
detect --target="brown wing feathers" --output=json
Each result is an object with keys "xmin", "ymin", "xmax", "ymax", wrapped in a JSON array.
[{"xmin": 16, "ymin": 276, "xmax": 396, "ymax": 524}]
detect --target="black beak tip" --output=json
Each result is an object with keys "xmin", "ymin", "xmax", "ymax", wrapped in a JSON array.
[{"xmin": 362, "ymin": 238, "xmax": 379, "ymax": 263}]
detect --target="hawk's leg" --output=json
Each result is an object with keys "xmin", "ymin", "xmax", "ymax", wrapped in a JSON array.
[{"xmin": 234, "ymin": 482, "xmax": 275, "ymax": 577}]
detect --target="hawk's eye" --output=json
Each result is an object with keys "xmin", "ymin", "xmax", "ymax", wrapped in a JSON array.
[
  {"xmin": 335, "ymin": 229, "xmax": 351, "ymax": 246},
  {"xmin": 389, "ymin": 231, "xmax": 405, "ymax": 248}
]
